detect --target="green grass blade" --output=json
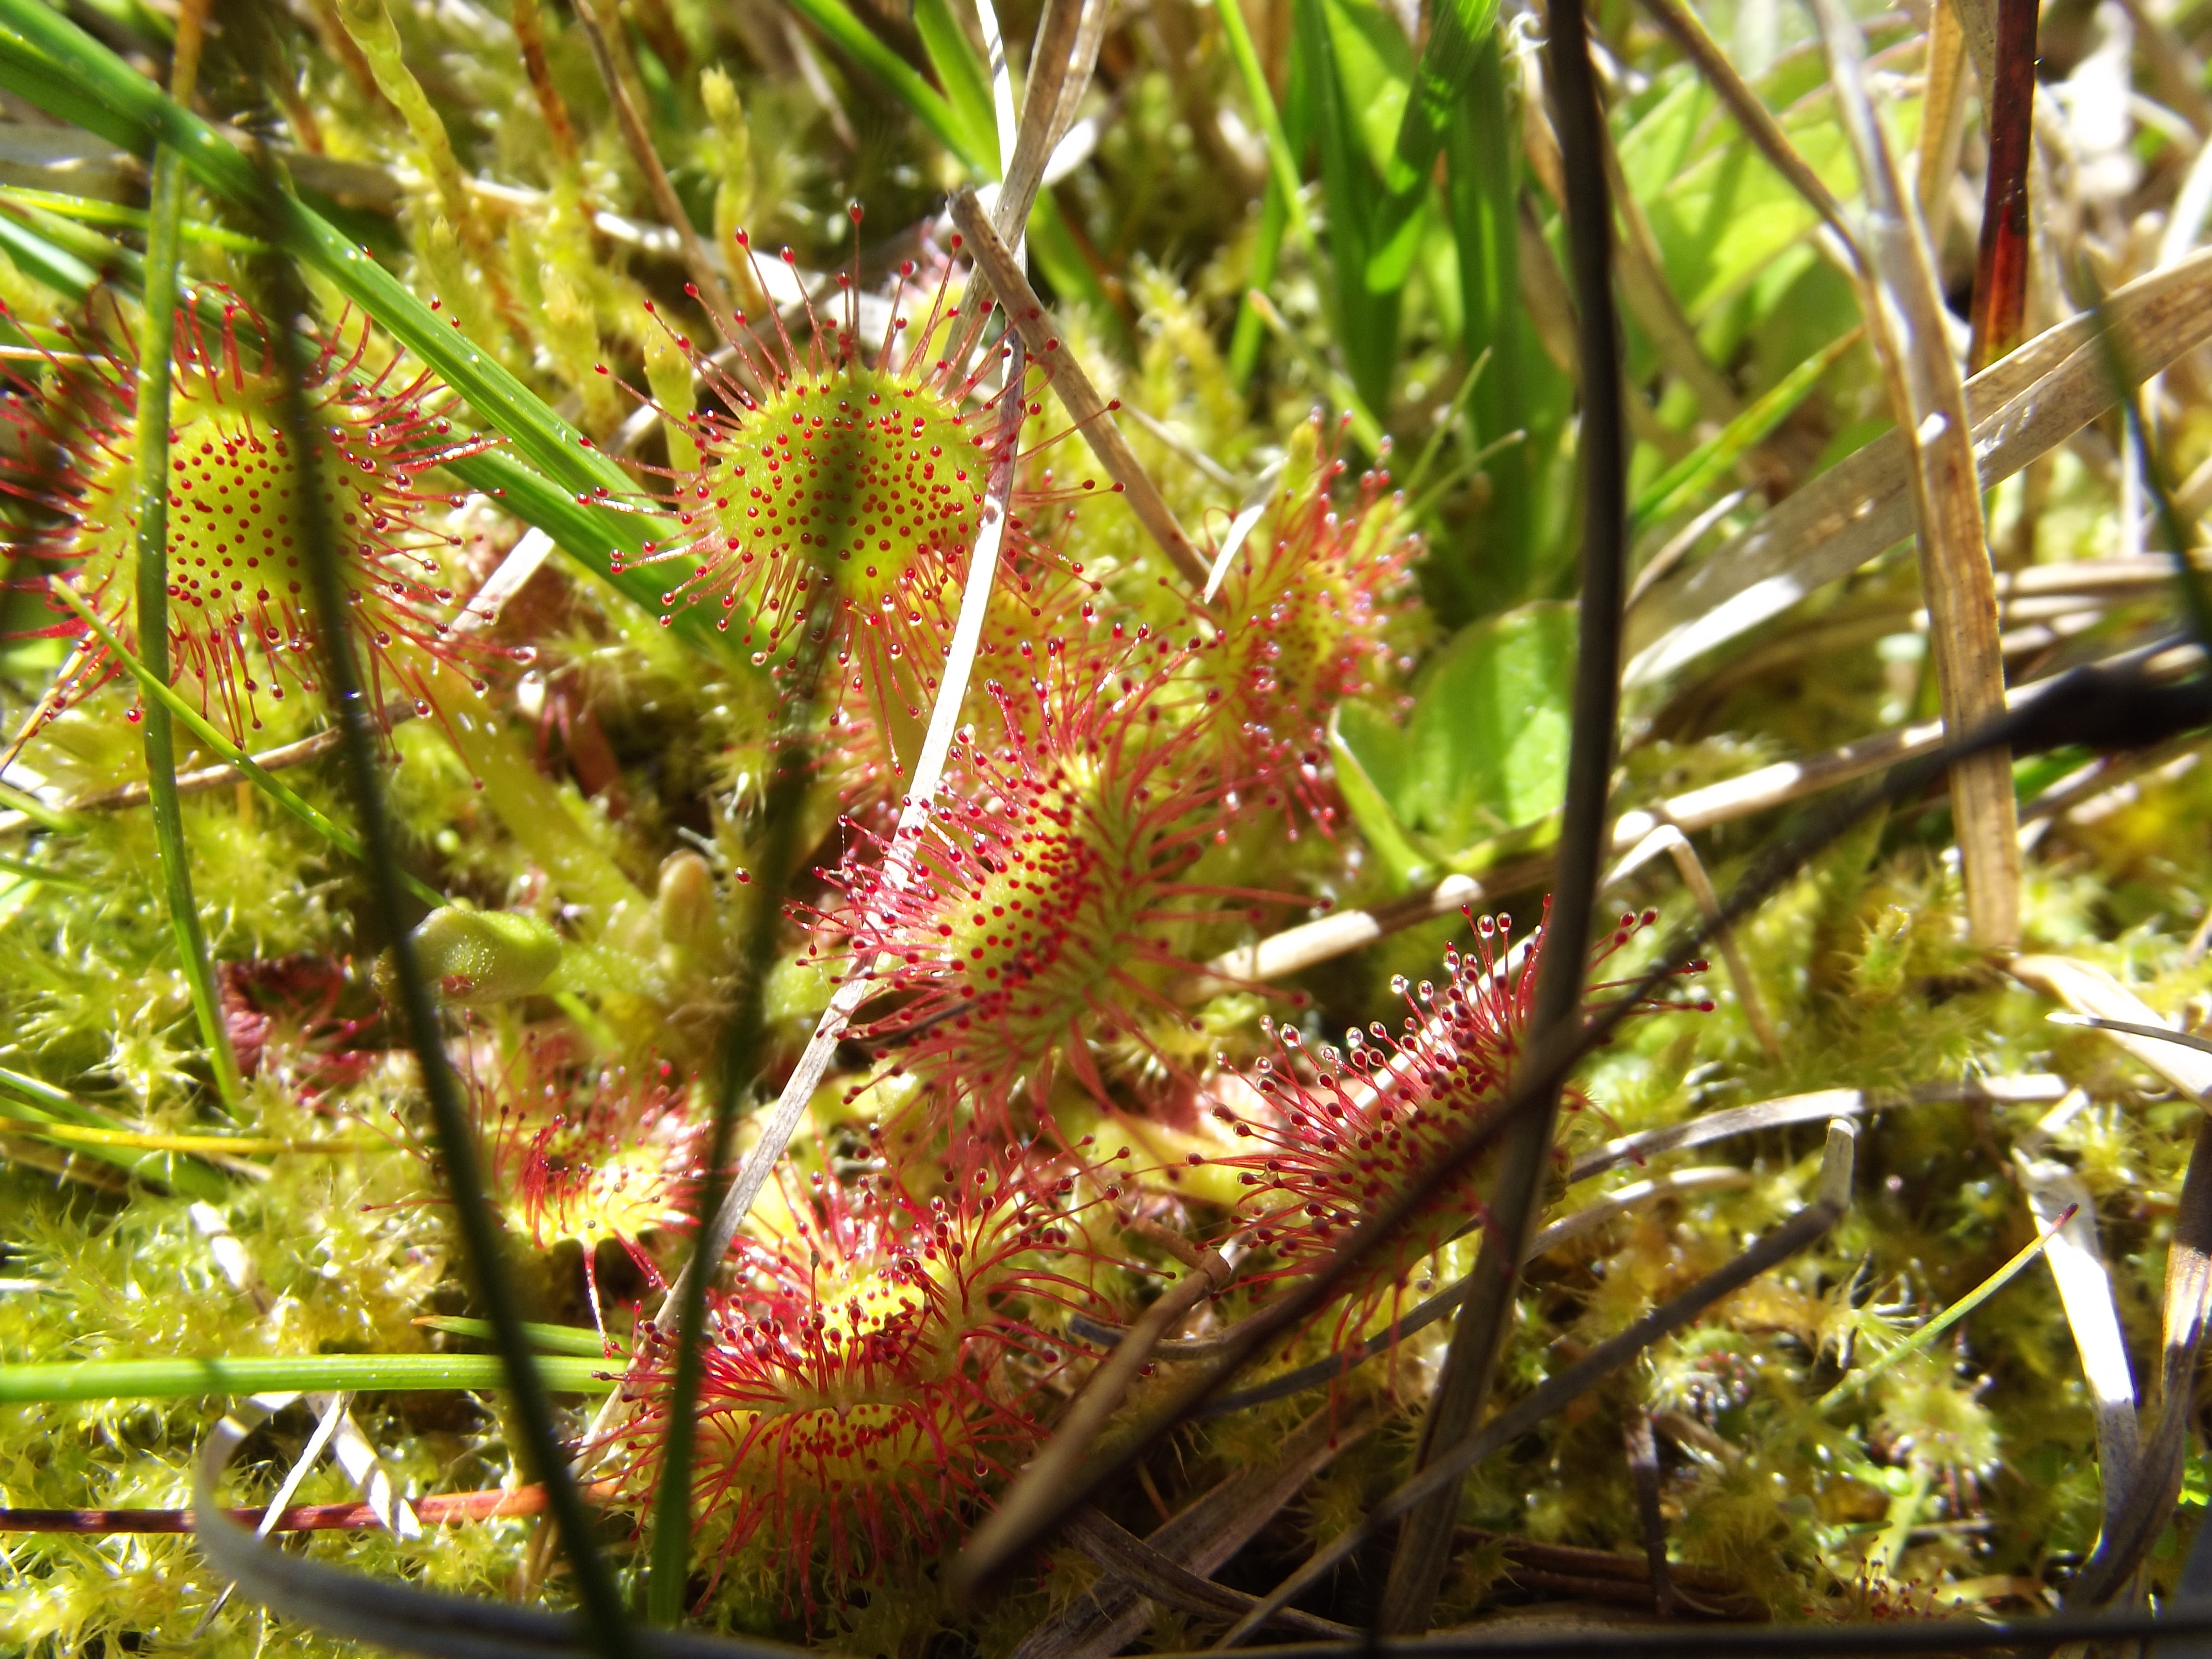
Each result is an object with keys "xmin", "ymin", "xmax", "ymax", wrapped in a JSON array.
[
  {"xmin": 45, "ymin": 583, "xmax": 447, "ymax": 912},
  {"xmin": 1631, "ymin": 327, "xmax": 1860, "ymax": 530},
  {"xmin": 1229, "ymin": 175, "xmax": 1288, "ymax": 383},
  {"xmin": 0, "ymin": 185, "xmax": 271, "ymax": 252},
  {"xmin": 1820, "ymin": 1202, "xmax": 2075, "ymax": 1409},
  {"xmin": 0, "ymin": 209, "xmax": 100, "ymax": 299},
  {"xmin": 1437, "ymin": 33, "xmax": 1540, "ymax": 614},
  {"xmin": 1294, "ymin": 0, "xmax": 1400, "ymax": 416},
  {"xmin": 133, "ymin": 141, "xmax": 246, "ymax": 1119},
  {"xmin": 784, "ymin": 0, "xmax": 975, "ymax": 164},
  {"xmin": 1365, "ymin": 0, "xmax": 1495, "ymax": 293},
  {"xmin": 913, "ymin": 0, "xmax": 999, "ymax": 171},
  {"xmin": 0, "ymin": 0, "xmax": 642, "ymax": 525},
  {"xmin": 1212, "ymin": 0, "xmax": 1321, "ymax": 304},
  {"xmin": 0, "ymin": 1353, "xmax": 615, "ymax": 1402}
]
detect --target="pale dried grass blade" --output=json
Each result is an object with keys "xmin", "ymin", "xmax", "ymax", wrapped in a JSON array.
[
  {"xmin": 1626, "ymin": 249, "xmax": 2212, "ymax": 688},
  {"xmin": 2013, "ymin": 954, "xmax": 2212, "ymax": 1102},
  {"xmin": 1916, "ymin": 0, "xmax": 1971, "ymax": 253},
  {"xmin": 1812, "ymin": 0, "xmax": 2017, "ymax": 948},
  {"xmin": 661, "ymin": 341, "xmax": 1030, "ymax": 1318},
  {"xmin": 2013, "ymin": 1094, "xmax": 2140, "ymax": 1537},
  {"xmin": 1063, "ymin": 1507, "xmax": 1355, "ymax": 1637},
  {"xmin": 1605, "ymin": 822, "xmax": 1782, "ymax": 1058}
]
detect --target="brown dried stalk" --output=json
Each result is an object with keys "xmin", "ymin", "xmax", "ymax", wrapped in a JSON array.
[
  {"xmin": 1813, "ymin": 0, "xmax": 2016, "ymax": 949},
  {"xmin": 1010, "ymin": 1405, "xmax": 1376, "ymax": 1659},
  {"xmin": 948, "ymin": 190, "xmax": 1210, "ymax": 586},
  {"xmin": 571, "ymin": 0, "xmax": 736, "ymax": 328}
]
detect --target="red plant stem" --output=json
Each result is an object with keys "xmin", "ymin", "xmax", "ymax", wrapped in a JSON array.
[
  {"xmin": 0, "ymin": 1480, "xmax": 624, "ymax": 1535},
  {"xmin": 1968, "ymin": 0, "xmax": 2037, "ymax": 371}
]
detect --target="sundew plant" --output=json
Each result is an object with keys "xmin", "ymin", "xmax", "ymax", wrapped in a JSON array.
[{"xmin": 5, "ymin": 0, "xmax": 2212, "ymax": 1649}]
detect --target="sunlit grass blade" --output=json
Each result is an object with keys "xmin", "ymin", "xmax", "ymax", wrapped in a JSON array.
[
  {"xmin": 1438, "ymin": 31, "xmax": 1543, "ymax": 614},
  {"xmin": 0, "ymin": 0, "xmax": 718, "ymax": 653},
  {"xmin": 1365, "ymin": 0, "xmax": 1496, "ymax": 294},
  {"xmin": 914, "ymin": 0, "xmax": 999, "ymax": 169},
  {"xmin": 0, "ymin": 184, "xmax": 271, "ymax": 252},
  {"xmin": 1292, "ymin": 0, "xmax": 1400, "ymax": 417},
  {"xmin": 1631, "ymin": 327, "xmax": 1862, "ymax": 530},
  {"xmin": 0, "ymin": 1081, "xmax": 229, "ymax": 1199},
  {"xmin": 785, "ymin": 0, "xmax": 970, "ymax": 158},
  {"xmin": 0, "ymin": 1354, "xmax": 615, "ymax": 1402}
]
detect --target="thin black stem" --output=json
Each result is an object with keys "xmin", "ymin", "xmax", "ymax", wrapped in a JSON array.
[
  {"xmin": 254, "ymin": 236, "xmax": 632, "ymax": 1657},
  {"xmin": 1374, "ymin": 0, "xmax": 1629, "ymax": 1630}
]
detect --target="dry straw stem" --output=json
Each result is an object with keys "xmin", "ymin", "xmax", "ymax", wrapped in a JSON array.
[
  {"xmin": 1010, "ymin": 1406, "xmax": 1377, "ymax": 1659},
  {"xmin": 1915, "ymin": 0, "xmax": 1972, "ymax": 252},
  {"xmin": 1214, "ymin": 1117, "xmax": 1861, "ymax": 1647},
  {"xmin": 570, "ymin": 0, "xmax": 736, "ymax": 327},
  {"xmin": 1627, "ymin": 247, "xmax": 2212, "ymax": 688},
  {"xmin": 960, "ymin": 1237, "xmax": 1237, "ymax": 1587},
  {"xmin": 948, "ymin": 189, "xmax": 1211, "ymax": 587},
  {"xmin": 1813, "ymin": 0, "xmax": 2016, "ymax": 951},
  {"xmin": 1605, "ymin": 820, "xmax": 1782, "ymax": 1057},
  {"xmin": 1062, "ymin": 1507, "xmax": 1355, "ymax": 1638}
]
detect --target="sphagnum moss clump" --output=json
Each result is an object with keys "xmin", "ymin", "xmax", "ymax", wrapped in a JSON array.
[{"xmin": 1, "ymin": 0, "xmax": 2208, "ymax": 1650}]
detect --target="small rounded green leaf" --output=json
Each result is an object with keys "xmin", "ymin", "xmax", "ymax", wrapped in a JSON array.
[{"xmin": 383, "ymin": 907, "xmax": 563, "ymax": 1007}]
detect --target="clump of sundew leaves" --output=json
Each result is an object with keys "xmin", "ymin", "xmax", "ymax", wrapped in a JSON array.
[{"xmin": 1, "ymin": 0, "xmax": 2211, "ymax": 1649}]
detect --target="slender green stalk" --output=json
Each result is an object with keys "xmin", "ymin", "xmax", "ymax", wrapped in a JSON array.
[
  {"xmin": 0, "ymin": 778, "xmax": 76, "ymax": 832},
  {"xmin": 1228, "ymin": 175, "xmax": 1287, "ymax": 383},
  {"xmin": 0, "ymin": 852, "xmax": 88, "ymax": 888},
  {"xmin": 0, "ymin": 184, "xmax": 270, "ymax": 251},
  {"xmin": 1213, "ymin": 0, "xmax": 1322, "ymax": 375},
  {"xmin": 1631, "ymin": 328, "xmax": 1862, "ymax": 530},
  {"xmin": 1822, "ymin": 1204, "xmax": 2077, "ymax": 1409},
  {"xmin": 0, "ymin": 1353, "xmax": 613, "ymax": 1403},
  {"xmin": 254, "ymin": 238, "xmax": 633, "ymax": 1659},
  {"xmin": 132, "ymin": 142, "xmax": 244, "ymax": 1120},
  {"xmin": 46, "ymin": 584, "xmax": 445, "ymax": 911},
  {"xmin": 412, "ymin": 1317, "xmax": 624, "ymax": 1358}
]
